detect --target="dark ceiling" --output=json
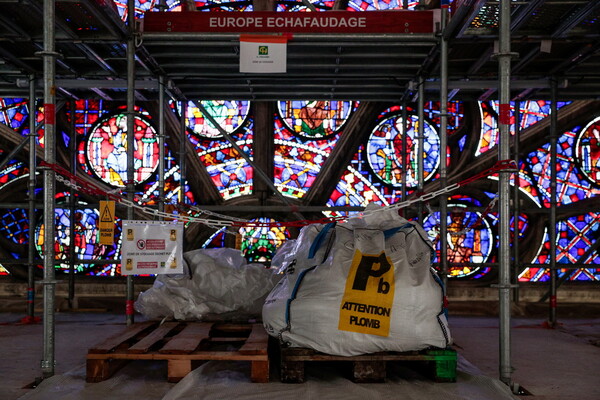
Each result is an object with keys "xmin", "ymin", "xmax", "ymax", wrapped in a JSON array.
[{"xmin": 0, "ymin": 0, "xmax": 598, "ymax": 102}]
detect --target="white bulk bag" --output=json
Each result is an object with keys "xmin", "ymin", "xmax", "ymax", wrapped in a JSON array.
[
  {"xmin": 262, "ymin": 207, "xmax": 451, "ymax": 356},
  {"xmin": 135, "ymin": 248, "xmax": 281, "ymax": 321}
]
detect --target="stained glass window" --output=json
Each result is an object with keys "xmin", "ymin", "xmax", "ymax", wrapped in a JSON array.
[
  {"xmin": 175, "ymin": 100, "xmax": 254, "ymax": 200},
  {"xmin": 326, "ymin": 168, "xmax": 388, "ymax": 217},
  {"xmin": 575, "ymin": 117, "xmax": 600, "ymax": 186},
  {"xmin": 202, "ymin": 227, "xmax": 227, "ymax": 248},
  {"xmin": 83, "ymin": 112, "xmax": 159, "ymax": 187},
  {"xmin": 175, "ymin": 100, "xmax": 250, "ymax": 139},
  {"xmin": 239, "ymin": 218, "xmax": 289, "ymax": 264},
  {"xmin": 277, "ymin": 0, "xmax": 332, "ymax": 11},
  {"xmin": 274, "ymin": 141, "xmax": 327, "ymax": 198},
  {"xmin": 0, "ymin": 98, "xmax": 28, "ymax": 131},
  {"xmin": 367, "ymin": 113, "xmax": 440, "ymax": 188},
  {"xmin": 0, "ymin": 208, "xmax": 29, "ymax": 245},
  {"xmin": 524, "ymin": 128, "xmax": 600, "ymax": 208},
  {"xmin": 34, "ymin": 193, "xmax": 122, "ymax": 276},
  {"xmin": 195, "ymin": 0, "xmax": 252, "ymax": 12},
  {"xmin": 520, "ymin": 213, "xmax": 600, "ymax": 282},
  {"xmin": 277, "ymin": 101, "xmax": 355, "ymax": 139},
  {"xmin": 423, "ymin": 197, "xmax": 494, "ymax": 279},
  {"xmin": 476, "ymin": 100, "xmax": 570, "ymax": 156},
  {"xmin": 114, "ymin": 0, "xmax": 182, "ymax": 21},
  {"xmin": 346, "ymin": 0, "xmax": 418, "ymax": 11}
]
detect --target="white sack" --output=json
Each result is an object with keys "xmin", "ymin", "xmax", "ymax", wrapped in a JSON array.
[
  {"xmin": 262, "ymin": 207, "xmax": 451, "ymax": 356},
  {"xmin": 135, "ymin": 247, "xmax": 281, "ymax": 320}
]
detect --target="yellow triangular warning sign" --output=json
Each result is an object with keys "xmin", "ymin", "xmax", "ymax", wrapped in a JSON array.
[
  {"xmin": 98, "ymin": 201, "xmax": 116, "ymax": 245},
  {"xmin": 100, "ymin": 201, "xmax": 114, "ymax": 222}
]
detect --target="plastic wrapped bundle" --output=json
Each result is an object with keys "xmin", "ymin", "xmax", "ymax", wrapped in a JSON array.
[
  {"xmin": 135, "ymin": 248, "xmax": 281, "ymax": 321},
  {"xmin": 262, "ymin": 206, "xmax": 451, "ymax": 356}
]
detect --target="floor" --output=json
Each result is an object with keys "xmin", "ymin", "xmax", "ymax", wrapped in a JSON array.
[{"xmin": 0, "ymin": 311, "xmax": 598, "ymax": 400}]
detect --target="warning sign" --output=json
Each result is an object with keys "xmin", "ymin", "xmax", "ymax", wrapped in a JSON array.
[
  {"xmin": 121, "ymin": 220, "xmax": 184, "ymax": 275},
  {"xmin": 98, "ymin": 201, "xmax": 115, "ymax": 245},
  {"xmin": 338, "ymin": 248, "xmax": 395, "ymax": 337}
]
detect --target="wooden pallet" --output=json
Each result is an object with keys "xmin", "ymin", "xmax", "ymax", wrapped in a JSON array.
[
  {"xmin": 86, "ymin": 321, "xmax": 269, "ymax": 383},
  {"xmin": 279, "ymin": 346, "xmax": 457, "ymax": 383}
]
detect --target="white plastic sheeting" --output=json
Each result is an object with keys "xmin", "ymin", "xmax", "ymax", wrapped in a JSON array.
[
  {"xmin": 18, "ymin": 358, "xmax": 519, "ymax": 400},
  {"xmin": 263, "ymin": 206, "xmax": 451, "ymax": 356},
  {"xmin": 135, "ymin": 248, "xmax": 281, "ymax": 320}
]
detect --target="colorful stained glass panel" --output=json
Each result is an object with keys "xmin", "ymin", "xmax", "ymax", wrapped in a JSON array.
[
  {"xmin": 85, "ymin": 113, "xmax": 159, "ymax": 187},
  {"xmin": 367, "ymin": 113, "xmax": 440, "ymax": 188},
  {"xmin": 277, "ymin": 101, "xmax": 354, "ymax": 139},
  {"xmin": 575, "ymin": 117, "xmax": 600, "ymax": 186}
]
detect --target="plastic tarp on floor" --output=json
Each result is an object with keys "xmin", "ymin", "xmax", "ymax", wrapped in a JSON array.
[{"xmin": 19, "ymin": 356, "xmax": 518, "ymax": 400}]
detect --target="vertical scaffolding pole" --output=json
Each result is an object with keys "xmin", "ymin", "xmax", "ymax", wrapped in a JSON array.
[
  {"xmin": 497, "ymin": 0, "xmax": 513, "ymax": 387},
  {"xmin": 41, "ymin": 0, "xmax": 57, "ymax": 378},
  {"xmin": 513, "ymin": 100, "xmax": 521, "ymax": 303},
  {"xmin": 158, "ymin": 75, "xmax": 166, "ymax": 219},
  {"xmin": 179, "ymin": 101, "xmax": 187, "ymax": 205},
  {"xmin": 417, "ymin": 76, "xmax": 425, "ymax": 224},
  {"xmin": 125, "ymin": 0, "xmax": 136, "ymax": 326},
  {"xmin": 401, "ymin": 100, "xmax": 408, "ymax": 210},
  {"xmin": 27, "ymin": 75, "xmax": 37, "ymax": 320},
  {"xmin": 549, "ymin": 80, "xmax": 558, "ymax": 326},
  {"xmin": 68, "ymin": 100, "xmax": 76, "ymax": 308},
  {"xmin": 439, "ymin": 6, "xmax": 449, "ymax": 287}
]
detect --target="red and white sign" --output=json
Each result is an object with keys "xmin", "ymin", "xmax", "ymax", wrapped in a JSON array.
[
  {"xmin": 143, "ymin": 11, "xmax": 435, "ymax": 34},
  {"xmin": 121, "ymin": 220, "xmax": 184, "ymax": 275}
]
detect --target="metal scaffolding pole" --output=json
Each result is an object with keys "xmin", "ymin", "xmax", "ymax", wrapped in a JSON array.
[
  {"xmin": 497, "ymin": 0, "xmax": 514, "ymax": 387},
  {"xmin": 40, "ymin": 0, "xmax": 57, "ymax": 379},
  {"xmin": 158, "ymin": 75, "xmax": 166, "ymax": 219},
  {"xmin": 417, "ymin": 76, "xmax": 425, "ymax": 224},
  {"xmin": 125, "ymin": 0, "xmax": 136, "ymax": 326},
  {"xmin": 549, "ymin": 79, "xmax": 558, "ymax": 326},
  {"xmin": 179, "ymin": 101, "xmax": 187, "ymax": 205},
  {"xmin": 513, "ymin": 100, "xmax": 521, "ymax": 303},
  {"xmin": 27, "ymin": 75, "xmax": 37, "ymax": 320},
  {"xmin": 439, "ymin": 6, "xmax": 449, "ymax": 287},
  {"xmin": 401, "ymin": 100, "xmax": 408, "ymax": 213},
  {"xmin": 68, "ymin": 100, "xmax": 77, "ymax": 308}
]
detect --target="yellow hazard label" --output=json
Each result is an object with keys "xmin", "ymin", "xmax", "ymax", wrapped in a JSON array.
[
  {"xmin": 338, "ymin": 250, "xmax": 395, "ymax": 337},
  {"xmin": 98, "ymin": 201, "xmax": 115, "ymax": 245}
]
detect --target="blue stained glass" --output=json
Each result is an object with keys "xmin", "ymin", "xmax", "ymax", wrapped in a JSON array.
[
  {"xmin": 423, "ymin": 199, "xmax": 493, "ymax": 278},
  {"xmin": 525, "ymin": 128, "xmax": 600, "ymax": 207},
  {"xmin": 476, "ymin": 100, "xmax": 570, "ymax": 157},
  {"xmin": 521, "ymin": 213, "xmax": 600, "ymax": 282},
  {"xmin": 34, "ymin": 193, "xmax": 121, "ymax": 276},
  {"xmin": 367, "ymin": 113, "xmax": 440, "ymax": 188},
  {"xmin": 575, "ymin": 117, "xmax": 600, "ymax": 186},
  {"xmin": 0, "ymin": 208, "xmax": 29, "ymax": 244}
]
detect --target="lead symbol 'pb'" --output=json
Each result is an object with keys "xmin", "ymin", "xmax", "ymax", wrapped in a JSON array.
[{"xmin": 351, "ymin": 253, "xmax": 392, "ymax": 293}]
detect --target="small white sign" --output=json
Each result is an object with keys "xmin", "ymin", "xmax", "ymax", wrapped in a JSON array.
[
  {"xmin": 240, "ymin": 34, "xmax": 287, "ymax": 73},
  {"xmin": 121, "ymin": 220, "xmax": 184, "ymax": 275}
]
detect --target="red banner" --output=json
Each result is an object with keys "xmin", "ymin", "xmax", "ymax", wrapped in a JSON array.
[{"xmin": 143, "ymin": 11, "xmax": 435, "ymax": 34}]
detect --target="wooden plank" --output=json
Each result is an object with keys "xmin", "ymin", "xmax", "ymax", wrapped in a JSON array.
[
  {"xmin": 167, "ymin": 359, "xmax": 192, "ymax": 383},
  {"xmin": 86, "ymin": 359, "xmax": 129, "ymax": 382},
  {"xmin": 353, "ymin": 360, "xmax": 386, "ymax": 383},
  {"xmin": 87, "ymin": 351, "xmax": 267, "ymax": 361},
  {"xmin": 88, "ymin": 321, "xmax": 156, "ymax": 354},
  {"xmin": 159, "ymin": 322, "xmax": 212, "ymax": 354},
  {"xmin": 250, "ymin": 360, "xmax": 269, "ymax": 383},
  {"xmin": 212, "ymin": 323, "xmax": 253, "ymax": 333},
  {"xmin": 128, "ymin": 322, "xmax": 179, "ymax": 354},
  {"xmin": 239, "ymin": 324, "xmax": 268, "ymax": 355}
]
